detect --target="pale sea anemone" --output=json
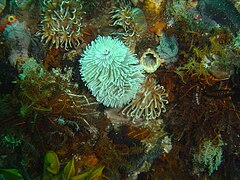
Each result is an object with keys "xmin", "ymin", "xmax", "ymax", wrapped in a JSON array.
[
  {"xmin": 79, "ymin": 36, "xmax": 144, "ymax": 108},
  {"xmin": 122, "ymin": 76, "xmax": 168, "ymax": 121},
  {"xmin": 139, "ymin": 48, "xmax": 164, "ymax": 73}
]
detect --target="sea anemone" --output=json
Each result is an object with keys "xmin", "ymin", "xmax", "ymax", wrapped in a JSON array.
[
  {"xmin": 122, "ymin": 76, "xmax": 168, "ymax": 121},
  {"xmin": 139, "ymin": 48, "xmax": 164, "ymax": 73},
  {"xmin": 79, "ymin": 36, "xmax": 144, "ymax": 108},
  {"xmin": 36, "ymin": 0, "xmax": 84, "ymax": 50},
  {"xmin": 111, "ymin": 0, "xmax": 147, "ymax": 49}
]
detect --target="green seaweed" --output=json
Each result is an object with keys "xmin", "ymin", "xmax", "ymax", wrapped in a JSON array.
[
  {"xmin": 71, "ymin": 165, "xmax": 105, "ymax": 180},
  {"xmin": 63, "ymin": 158, "xmax": 75, "ymax": 180},
  {"xmin": 0, "ymin": 169, "xmax": 24, "ymax": 180},
  {"xmin": 192, "ymin": 138, "xmax": 223, "ymax": 176},
  {"xmin": 176, "ymin": 56, "xmax": 210, "ymax": 80},
  {"xmin": 42, "ymin": 151, "xmax": 105, "ymax": 180},
  {"xmin": 43, "ymin": 151, "xmax": 60, "ymax": 180}
]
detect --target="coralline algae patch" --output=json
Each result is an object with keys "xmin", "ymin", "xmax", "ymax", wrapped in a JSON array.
[{"xmin": 36, "ymin": 0, "xmax": 84, "ymax": 50}]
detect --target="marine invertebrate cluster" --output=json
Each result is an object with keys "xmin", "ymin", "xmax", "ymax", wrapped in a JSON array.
[
  {"xmin": 156, "ymin": 32, "xmax": 178, "ymax": 67},
  {"xmin": 111, "ymin": 0, "xmax": 147, "ymax": 49},
  {"xmin": 1, "ymin": 0, "xmax": 239, "ymax": 178},
  {"xmin": 79, "ymin": 36, "xmax": 144, "ymax": 108},
  {"xmin": 122, "ymin": 76, "xmax": 168, "ymax": 121},
  {"xmin": 36, "ymin": 0, "xmax": 84, "ymax": 50},
  {"xmin": 3, "ymin": 20, "xmax": 31, "ymax": 67}
]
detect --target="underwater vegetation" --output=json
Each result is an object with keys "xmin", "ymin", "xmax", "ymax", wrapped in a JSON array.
[
  {"xmin": 17, "ymin": 58, "xmax": 67, "ymax": 117},
  {"xmin": 43, "ymin": 151, "xmax": 105, "ymax": 180},
  {"xmin": 17, "ymin": 58, "xmax": 98, "ymax": 122},
  {"xmin": 176, "ymin": 56, "xmax": 211, "ymax": 81},
  {"xmin": 192, "ymin": 138, "xmax": 223, "ymax": 176},
  {"xmin": 173, "ymin": 26, "xmax": 239, "ymax": 83},
  {"xmin": 233, "ymin": 31, "xmax": 240, "ymax": 49},
  {"xmin": 80, "ymin": 36, "xmax": 144, "ymax": 108}
]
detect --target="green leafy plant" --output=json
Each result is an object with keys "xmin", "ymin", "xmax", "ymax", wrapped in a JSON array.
[
  {"xmin": 192, "ymin": 138, "xmax": 223, "ymax": 176},
  {"xmin": 0, "ymin": 169, "xmax": 24, "ymax": 180},
  {"xmin": 42, "ymin": 151, "xmax": 105, "ymax": 180}
]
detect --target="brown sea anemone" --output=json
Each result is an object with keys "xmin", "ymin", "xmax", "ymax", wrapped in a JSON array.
[
  {"xmin": 122, "ymin": 76, "xmax": 168, "ymax": 121},
  {"xmin": 111, "ymin": 0, "xmax": 147, "ymax": 50},
  {"xmin": 36, "ymin": 0, "xmax": 84, "ymax": 50}
]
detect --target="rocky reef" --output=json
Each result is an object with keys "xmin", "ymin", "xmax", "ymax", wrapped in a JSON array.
[{"xmin": 0, "ymin": 0, "xmax": 240, "ymax": 179}]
